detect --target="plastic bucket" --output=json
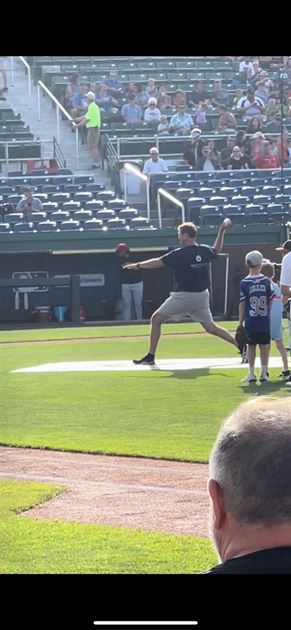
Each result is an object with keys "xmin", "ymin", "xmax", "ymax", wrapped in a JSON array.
[
  {"xmin": 34, "ymin": 306, "xmax": 51, "ymax": 322},
  {"xmin": 53, "ymin": 306, "xmax": 67, "ymax": 322}
]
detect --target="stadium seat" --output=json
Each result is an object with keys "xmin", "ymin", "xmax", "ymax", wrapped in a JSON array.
[
  {"xmin": 37, "ymin": 220, "xmax": 58, "ymax": 232},
  {"xmin": 82, "ymin": 218, "xmax": 104, "ymax": 231}
]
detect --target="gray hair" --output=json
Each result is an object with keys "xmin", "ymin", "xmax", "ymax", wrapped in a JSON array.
[{"xmin": 209, "ymin": 396, "xmax": 291, "ymax": 526}]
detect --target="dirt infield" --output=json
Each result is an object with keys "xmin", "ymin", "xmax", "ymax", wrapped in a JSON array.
[{"xmin": 1, "ymin": 446, "xmax": 209, "ymax": 537}]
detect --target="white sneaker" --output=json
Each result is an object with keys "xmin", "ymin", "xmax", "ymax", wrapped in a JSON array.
[
  {"xmin": 241, "ymin": 374, "xmax": 257, "ymax": 382},
  {"xmin": 259, "ymin": 374, "xmax": 270, "ymax": 382}
]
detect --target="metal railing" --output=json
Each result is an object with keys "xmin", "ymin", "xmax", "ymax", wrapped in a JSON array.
[
  {"xmin": 123, "ymin": 163, "xmax": 150, "ymax": 220},
  {"xmin": 18, "ymin": 57, "xmax": 31, "ymax": 101},
  {"xmin": 157, "ymin": 188, "xmax": 185, "ymax": 228},
  {"xmin": 37, "ymin": 80, "xmax": 79, "ymax": 168}
]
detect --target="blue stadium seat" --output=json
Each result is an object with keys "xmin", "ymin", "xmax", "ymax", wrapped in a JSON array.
[
  {"xmin": 83, "ymin": 218, "xmax": 104, "ymax": 231},
  {"xmin": 37, "ymin": 220, "xmax": 58, "ymax": 232}
]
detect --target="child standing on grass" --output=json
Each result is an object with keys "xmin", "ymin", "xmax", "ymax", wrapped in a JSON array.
[
  {"xmin": 261, "ymin": 261, "xmax": 290, "ymax": 380},
  {"xmin": 239, "ymin": 250, "xmax": 275, "ymax": 383}
]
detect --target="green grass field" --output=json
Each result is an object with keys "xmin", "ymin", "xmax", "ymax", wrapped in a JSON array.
[{"xmin": 1, "ymin": 322, "xmax": 290, "ymax": 573}]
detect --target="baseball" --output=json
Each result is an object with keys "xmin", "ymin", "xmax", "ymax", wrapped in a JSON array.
[{"xmin": 224, "ymin": 218, "xmax": 232, "ymax": 228}]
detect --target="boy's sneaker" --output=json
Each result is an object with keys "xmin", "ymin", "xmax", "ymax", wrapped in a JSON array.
[
  {"xmin": 241, "ymin": 374, "xmax": 257, "ymax": 383},
  {"xmin": 279, "ymin": 369, "xmax": 291, "ymax": 380},
  {"xmin": 133, "ymin": 354, "xmax": 155, "ymax": 365},
  {"xmin": 259, "ymin": 374, "xmax": 270, "ymax": 382}
]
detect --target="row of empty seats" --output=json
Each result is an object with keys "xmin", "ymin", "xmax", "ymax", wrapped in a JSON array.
[{"xmin": 0, "ymin": 215, "xmax": 153, "ymax": 233}]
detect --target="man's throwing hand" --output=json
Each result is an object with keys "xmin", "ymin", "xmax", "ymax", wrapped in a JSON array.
[{"xmin": 222, "ymin": 217, "xmax": 232, "ymax": 229}]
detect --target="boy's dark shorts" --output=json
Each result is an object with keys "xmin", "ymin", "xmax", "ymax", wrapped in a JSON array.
[{"xmin": 247, "ymin": 331, "xmax": 271, "ymax": 346}]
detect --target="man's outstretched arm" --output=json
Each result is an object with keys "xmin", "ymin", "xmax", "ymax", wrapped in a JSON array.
[{"xmin": 123, "ymin": 258, "xmax": 164, "ymax": 271}]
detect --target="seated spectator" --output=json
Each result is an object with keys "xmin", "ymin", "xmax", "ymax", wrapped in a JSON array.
[
  {"xmin": 71, "ymin": 82, "xmax": 89, "ymax": 118},
  {"xmin": 249, "ymin": 131, "xmax": 266, "ymax": 163},
  {"xmin": 210, "ymin": 79, "xmax": 230, "ymax": 108},
  {"xmin": 265, "ymin": 112, "xmax": 286, "ymax": 134},
  {"xmin": 235, "ymin": 130, "xmax": 248, "ymax": 152},
  {"xmin": 207, "ymin": 139, "xmax": 221, "ymax": 167},
  {"xmin": 157, "ymin": 115, "xmax": 170, "ymax": 135},
  {"xmin": 196, "ymin": 145, "xmax": 221, "ymax": 172},
  {"xmin": 102, "ymin": 71, "xmax": 125, "ymax": 96},
  {"xmin": 135, "ymin": 84, "xmax": 151, "ymax": 110},
  {"xmin": 142, "ymin": 147, "xmax": 168, "ymax": 175},
  {"xmin": 283, "ymin": 96, "xmax": 291, "ymax": 121},
  {"xmin": 64, "ymin": 73, "xmax": 80, "ymax": 110},
  {"xmin": 255, "ymin": 81, "xmax": 269, "ymax": 105},
  {"xmin": 126, "ymin": 82, "xmax": 139, "ymax": 100},
  {"xmin": 157, "ymin": 84, "xmax": 172, "ymax": 112},
  {"xmin": 236, "ymin": 89, "xmax": 265, "ymax": 118},
  {"xmin": 16, "ymin": 187, "xmax": 43, "ymax": 216},
  {"xmin": 232, "ymin": 88, "xmax": 244, "ymax": 108},
  {"xmin": 121, "ymin": 95, "xmax": 142, "ymax": 124},
  {"xmin": 220, "ymin": 136, "xmax": 236, "ymax": 170},
  {"xmin": 264, "ymin": 95, "xmax": 280, "ymax": 119},
  {"xmin": 246, "ymin": 116, "xmax": 263, "ymax": 135},
  {"xmin": 144, "ymin": 98, "xmax": 161, "ymax": 125},
  {"xmin": 276, "ymin": 128, "xmax": 289, "ymax": 166},
  {"xmin": 239, "ymin": 58, "xmax": 255, "ymax": 82},
  {"xmin": 216, "ymin": 105, "xmax": 237, "ymax": 132},
  {"xmin": 95, "ymin": 85, "xmax": 119, "ymax": 114},
  {"xmin": 188, "ymin": 81, "xmax": 209, "ymax": 107},
  {"xmin": 254, "ymin": 140, "xmax": 279, "ymax": 168},
  {"xmin": 227, "ymin": 146, "xmax": 249, "ymax": 170},
  {"xmin": 145, "ymin": 78, "xmax": 158, "ymax": 100},
  {"xmin": 183, "ymin": 128, "xmax": 206, "ymax": 167},
  {"xmin": 193, "ymin": 101, "xmax": 209, "ymax": 130},
  {"xmin": 169, "ymin": 106, "xmax": 194, "ymax": 135},
  {"xmin": 172, "ymin": 89, "xmax": 186, "ymax": 109}
]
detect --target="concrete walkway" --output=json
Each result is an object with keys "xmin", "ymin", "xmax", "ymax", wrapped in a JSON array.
[{"xmin": 2, "ymin": 57, "xmax": 110, "ymax": 183}]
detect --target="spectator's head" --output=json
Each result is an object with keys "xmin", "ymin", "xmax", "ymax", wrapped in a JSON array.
[
  {"xmin": 109, "ymin": 71, "xmax": 118, "ymax": 80},
  {"xmin": 208, "ymin": 396, "xmax": 291, "ymax": 563},
  {"xmin": 85, "ymin": 91, "xmax": 96, "ymax": 102},
  {"xmin": 245, "ymin": 249, "xmax": 263, "ymax": 269},
  {"xmin": 115, "ymin": 242, "xmax": 130, "ymax": 257},
  {"xmin": 275, "ymin": 239, "xmax": 291, "ymax": 255},
  {"xmin": 190, "ymin": 128, "xmax": 202, "ymax": 143},
  {"xmin": 213, "ymin": 79, "xmax": 222, "ymax": 90},
  {"xmin": 231, "ymin": 145, "xmax": 242, "ymax": 158},
  {"xmin": 148, "ymin": 97, "xmax": 157, "ymax": 107},
  {"xmin": 261, "ymin": 261, "xmax": 275, "ymax": 279},
  {"xmin": 227, "ymin": 136, "xmax": 236, "ymax": 148},
  {"xmin": 149, "ymin": 147, "xmax": 159, "ymax": 161},
  {"xmin": 23, "ymin": 186, "xmax": 33, "ymax": 200}
]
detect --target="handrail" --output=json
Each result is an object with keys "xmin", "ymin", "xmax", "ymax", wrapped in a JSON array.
[
  {"xmin": 123, "ymin": 163, "xmax": 150, "ymax": 220},
  {"xmin": 18, "ymin": 56, "xmax": 31, "ymax": 101},
  {"xmin": 157, "ymin": 187, "xmax": 185, "ymax": 228},
  {"xmin": 37, "ymin": 80, "xmax": 79, "ymax": 169}
]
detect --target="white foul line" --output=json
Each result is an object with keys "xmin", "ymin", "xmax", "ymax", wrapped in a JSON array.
[{"xmin": 93, "ymin": 623, "xmax": 198, "ymax": 627}]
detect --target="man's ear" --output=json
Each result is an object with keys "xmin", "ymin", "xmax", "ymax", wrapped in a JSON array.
[{"xmin": 208, "ymin": 478, "xmax": 226, "ymax": 529}]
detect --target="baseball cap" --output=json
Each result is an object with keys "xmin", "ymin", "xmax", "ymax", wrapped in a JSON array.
[
  {"xmin": 190, "ymin": 128, "xmax": 202, "ymax": 139},
  {"xmin": 85, "ymin": 91, "xmax": 95, "ymax": 100},
  {"xmin": 116, "ymin": 242, "xmax": 129, "ymax": 254},
  {"xmin": 275, "ymin": 239, "xmax": 291, "ymax": 252},
  {"xmin": 245, "ymin": 250, "xmax": 263, "ymax": 267}
]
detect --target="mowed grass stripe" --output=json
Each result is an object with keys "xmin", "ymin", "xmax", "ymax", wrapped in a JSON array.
[
  {"xmin": 1, "ymin": 480, "xmax": 216, "ymax": 574},
  {"xmin": 1, "ymin": 328, "xmax": 288, "ymax": 460}
]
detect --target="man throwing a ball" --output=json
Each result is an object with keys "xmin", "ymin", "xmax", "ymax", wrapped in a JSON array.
[{"xmin": 123, "ymin": 218, "xmax": 239, "ymax": 365}]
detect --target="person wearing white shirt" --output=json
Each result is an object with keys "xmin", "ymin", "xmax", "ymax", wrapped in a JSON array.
[
  {"xmin": 143, "ymin": 147, "xmax": 168, "ymax": 175},
  {"xmin": 275, "ymin": 239, "xmax": 291, "ymax": 385}
]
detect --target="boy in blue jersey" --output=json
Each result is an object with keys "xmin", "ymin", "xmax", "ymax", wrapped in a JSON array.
[
  {"xmin": 123, "ymin": 219, "xmax": 239, "ymax": 365},
  {"xmin": 239, "ymin": 250, "xmax": 275, "ymax": 383},
  {"xmin": 261, "ymin": 261, "xmax": 290, "ymax": 380}
]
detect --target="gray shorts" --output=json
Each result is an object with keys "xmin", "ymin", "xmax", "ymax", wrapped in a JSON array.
[{"xmin": 157, "ymin": 289, "xmax": 213, "ymax": 323}]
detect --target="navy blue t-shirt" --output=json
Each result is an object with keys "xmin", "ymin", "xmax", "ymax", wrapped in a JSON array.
[
  {"xmin": 160, "ymin": 244, "xmax": 217, "ymax": 292},
  {"xmin": 240, "ymin": 274, "xmax": 275, "ymax": 332}
]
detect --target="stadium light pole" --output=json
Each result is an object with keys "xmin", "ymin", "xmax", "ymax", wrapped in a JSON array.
[{"xmin": 279, "ymin": 71, "xmax": 288, "ymax": 215}]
